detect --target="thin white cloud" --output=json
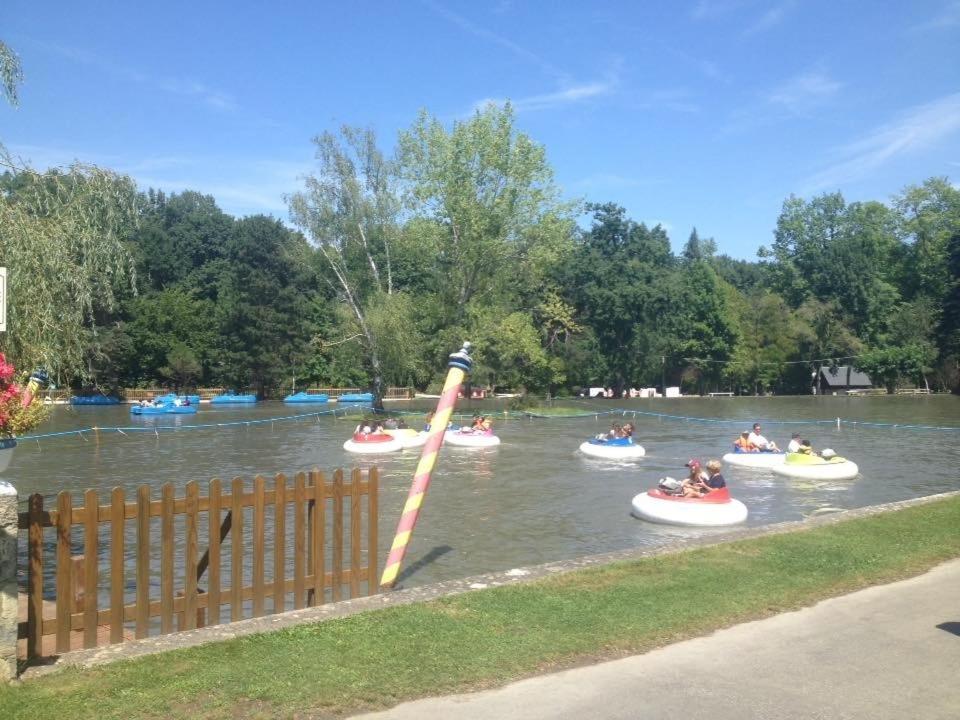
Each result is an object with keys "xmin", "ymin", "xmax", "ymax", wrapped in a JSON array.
[
  {"xmin": 27, "ymin": 39, "xmax": 237, "ymax": 112},
  {"xmin": 742, "ymin": 1, "xmax": 796, "ymax": 36},
  {"xmin": 472, "ymin": 80, "xmax": 614, "ymax": 114},
  {"xmin": 803, "ymin": 93, "xmax": 960, "ymax": 192},
  {"xmin": 767, "ymin": 70, "xmax": 842, "ymax": 115},
  {"xmin": 157, "ymin": 78, "xmax": 238, "ymax": 112},
  {"xmin": 910, "ymin": 1, "xmax": 960, "ymax": 31},
  {"xmin": 690, "ymin": 0, "xmax": 795, "ymax": 36},
  {"xmin": 640, "ymin": 88, "xmax": 700, "ymax": 113},
  {"xmin": 690, "ymin": 0, "xmax": 749, "ymax": 21},
  {"xmin": 420, "ymin": 0, "xmax": 569, "ymax": 83}
]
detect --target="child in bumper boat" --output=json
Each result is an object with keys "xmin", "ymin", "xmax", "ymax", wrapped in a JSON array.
[{"xmin": 683, "ymin": 459, "xmax": 725, "ymax": 498}]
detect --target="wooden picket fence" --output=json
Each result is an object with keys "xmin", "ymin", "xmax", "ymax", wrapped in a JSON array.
[{"xmin": 18, "ymin": 468, "xmax": 378, "ymax": 660}]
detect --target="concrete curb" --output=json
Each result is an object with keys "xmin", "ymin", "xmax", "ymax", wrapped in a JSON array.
[{"xmin": 19, "ymin": 489, "xmax": 960, "ymax": 680}]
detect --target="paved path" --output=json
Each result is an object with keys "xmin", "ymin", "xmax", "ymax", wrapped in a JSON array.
[{"xmin": 354, "ymin": 559, "xmax": 960, "ymax": 720}]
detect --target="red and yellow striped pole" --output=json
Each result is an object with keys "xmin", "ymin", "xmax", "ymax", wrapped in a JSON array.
[{"xmin": 380, "ymin": 342, "xmax": 473, "ymax": 589}]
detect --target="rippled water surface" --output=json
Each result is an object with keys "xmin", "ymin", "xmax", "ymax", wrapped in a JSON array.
[{"xmin": 9, "ymin": 395, "xmax": 960, "ymax": 587}]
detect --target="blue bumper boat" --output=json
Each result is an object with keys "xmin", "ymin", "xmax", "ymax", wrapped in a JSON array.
[
  {"xmin": 338, "ymin": 392, "xmax": 374, "ymax": 403},
  {"xmin": 70, "ymin": 396, "xmax": 121, "ymax": 405},
  {"xmin": 283, "ymin": 392, "xmax": 329, "ymax": 403},
  {"xmin": 211, "ymin": 393, "xmax": 257, "ymax": 404}
]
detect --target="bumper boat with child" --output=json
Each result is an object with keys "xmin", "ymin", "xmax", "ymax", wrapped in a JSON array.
[
  {"xmin": 130, "ymin": 401, "xmax": 197, "ymax": 415},
  {"xmin": 384, "ymin": 427, "xmax": 429, "ymax": 449},
  {"xmin": 771, "ymin": 450, "xmax": 859, "ymax": 481},
  {"xmin": 444, "ymin": 428, "xmax": 501, "ymax": 448},
  {"xmin": 631, "ymin": 485, "xmax": 748, "ymax": 527},
  {"xmin": 579, "ymin": 436, "xmax": 646, "ymax": 460},
  {"xmin": 342, "ymin": 432, "xmax": 403, "ymax": 454}
]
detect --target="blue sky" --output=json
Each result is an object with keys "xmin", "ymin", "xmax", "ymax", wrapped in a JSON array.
[{"xmin": 2, "ymin": 1, "xmax": 959, "ymax": 259}]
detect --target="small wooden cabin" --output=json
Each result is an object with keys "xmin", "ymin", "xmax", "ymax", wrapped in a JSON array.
[{"xmin": 819, "ymin": 366, "xmax": 873, "ymax": 394}]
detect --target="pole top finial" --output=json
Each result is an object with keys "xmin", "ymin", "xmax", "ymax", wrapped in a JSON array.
[{"xmin": 448, "ymin": 341, "xmax": 473, "ymax": 373}]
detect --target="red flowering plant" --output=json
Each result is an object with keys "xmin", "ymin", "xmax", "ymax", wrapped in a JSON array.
[{"xmin": 0, "ymin": 353, "xmax": 49, "ymax": 444}]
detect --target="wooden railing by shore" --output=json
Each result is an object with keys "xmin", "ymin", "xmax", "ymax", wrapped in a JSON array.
[{"xmin": 18, "ymin": 468, "xmax": 379, "ymax": 660}]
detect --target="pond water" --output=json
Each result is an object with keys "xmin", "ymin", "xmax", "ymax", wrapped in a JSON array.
[{"xmin": 7, "ymin": 395, "xmax": 960, "ymax": 588}]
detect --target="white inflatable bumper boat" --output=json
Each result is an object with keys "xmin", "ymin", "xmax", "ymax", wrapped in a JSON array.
[
  {"xmin": 722, "ymin": 450, "xmax": 786, "ymax": 469},
  {"xmin": 771, "ymin": 452, "xmax": 859, "ymax": 481},
  {"xmin": 631, "ymin": 487, "xmax": 748, "ymax": 527},
  {"xmin": 342, "ymin": 433, "xmax": 403, "ymax": 454},
  {"xmin": 580, "ymin": 438, "xmax": 646, "ymax": 459},
  {"xmin": 444, "ymin": 429, "xmax": 501, "ymax": 448}
]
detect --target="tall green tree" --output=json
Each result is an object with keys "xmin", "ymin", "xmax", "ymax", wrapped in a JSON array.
[
  {"xmin": 937, "ymin": 231, "xmax": 960, "ymax": 392},
  {"xmin": 134, "ymin": 190, "xmax": 234, "ymax": 293},
  {"xmin": 765, "ymin": 193, "xmax": 900, "ymax": 343},
  {"xmin": 566, "ymin": 203, "xmax": 673, "ymax": 393},
  {"xmin": 119, "ymin": 287, "xmax": 218, "ymax": 386},
  {"xmin": 894, "ymin": 177, "xmax": 960, "ymax": 303},
  {"xmin": 792, "ymin": 298, "xmax": 863, "ymax": 393},
  {"xmin": 0, "ymin": 157, "xmax": 139, "ymax": 382},
  {"xmin": 659, "ymin": 259, "xmax": 738, "ymax": 394},
  {"xmin": 217, "ymin": 216, "xmax": 318, "ymax": 396},
  {"xmin": 159, "ymin": 342, "xmax": 202, "ymax": 391},
  {"xmin": 289, "ymin": 126, "xmax": 402, "ymax": 406},
  {"xmin": 723, "ymin": 290, "xmax": 799, "ymax": 394},
  {"xmin": 682, "ymin": 227, "xmax": 716, "ymax": 261},
  {"xmin": 396, "ymin": 104, "xmax": 575, "ymax": 327},
  {"xmin": 856, "ymin": 345, "xmax": 933, "ymax": 394}
]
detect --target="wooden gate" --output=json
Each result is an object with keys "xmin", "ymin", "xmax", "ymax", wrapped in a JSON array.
[{"xmin": 18, "ymin": 467, "xmax": 378, "ymax": 660}]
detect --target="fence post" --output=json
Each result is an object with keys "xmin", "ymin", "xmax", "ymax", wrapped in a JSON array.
[{"xmin": 0, "ymin": 481, "xmax": 18, "ymax": 680}]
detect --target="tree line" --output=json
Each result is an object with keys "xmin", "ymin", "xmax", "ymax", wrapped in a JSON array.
[{"xmin": 2, "ymin": 104, "xmax": 958, "ymax": 400}]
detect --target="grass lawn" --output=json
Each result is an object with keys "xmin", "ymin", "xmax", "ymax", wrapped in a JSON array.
[{"xmin": 3, "ymin": 496, "xmax": 959, "ymax": 719}]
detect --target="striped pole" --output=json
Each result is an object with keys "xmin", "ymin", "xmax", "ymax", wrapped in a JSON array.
[{"xmin": 380, "ymin": 342, "xmax": 473, "ymax": 589}]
